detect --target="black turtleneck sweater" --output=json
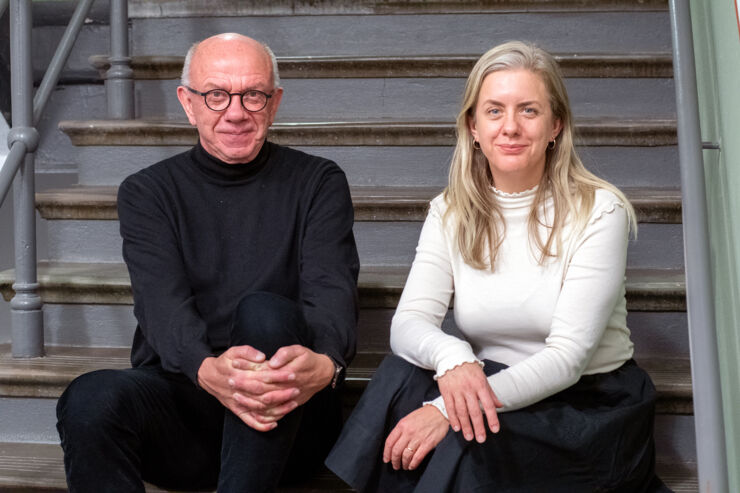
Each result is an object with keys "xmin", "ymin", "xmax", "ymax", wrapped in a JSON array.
[{"xmin": 117, "ymin": 142, "xmax": 359, "ymax": 385}]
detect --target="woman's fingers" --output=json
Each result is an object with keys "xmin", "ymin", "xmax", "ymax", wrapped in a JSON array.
[
  {"xmin": 383, "ymin": 406, "xmax": 450, "ymax": 470},
  {"xmin": 478, "ymin": 387, "xmax": 501, "ymax": 433}
]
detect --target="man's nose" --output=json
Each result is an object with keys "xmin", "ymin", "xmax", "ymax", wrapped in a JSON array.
[{"xmin": 223, "ymin": 94, "xmax": 248, "ymax": 120}]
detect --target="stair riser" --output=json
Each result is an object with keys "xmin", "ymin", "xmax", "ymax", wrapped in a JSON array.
[
  {"xmin": 128, "ymin": 0, "xmax": 671, "ymax": 17},
  {"xmin": 131, "ymin": 14, "xmax": 672, "ymax": 56},
  {"xmin": 45, "ymin": 220, "xmax": 685, "ymax": 270},
  {"xmin": 35, "ymin": 305, "xmax": 687, "ymax": 359},
  {"xmin": 0, "ymin": 398, "xmax": 696, "ymax": 463},
  {"xmin": 74, "ymin": 145, "xmax": 681, "ymax": 190},
  {"xmin": 33, "ymin": 14, "xmax": 671, "ymax": 81},
  {"xmin": 134, "ymin": 78, "xmax": 676, "ymax": 121}
]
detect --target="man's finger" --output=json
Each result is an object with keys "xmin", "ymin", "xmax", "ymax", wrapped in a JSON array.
[
  {"xmin": 237, "ymin": 410, "xmax": 277, "ymax": 432},
  {"xmin": 228, "ymin": 345, "xmax": 266, "ymax": 363},
  {"xmin": 268, "ymin": 345, "xmax": 303, "ymax": 369}
]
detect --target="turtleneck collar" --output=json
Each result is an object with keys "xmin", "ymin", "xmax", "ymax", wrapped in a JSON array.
[{"xmin": 190, "ymin": 140, "xmax": 273, "ymax": 184}]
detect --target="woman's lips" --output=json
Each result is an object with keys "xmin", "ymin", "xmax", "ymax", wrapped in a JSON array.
[{"xmin": 497, "ymin": 143, "xmax": 527, "ymax": 153}]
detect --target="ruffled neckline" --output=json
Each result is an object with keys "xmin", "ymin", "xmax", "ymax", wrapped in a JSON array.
[{"xmin": 490, "ymin": 184, "xmax": 538, "ymax": 198}]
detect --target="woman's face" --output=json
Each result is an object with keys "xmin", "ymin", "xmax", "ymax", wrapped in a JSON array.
[{"xmin": 469, "ymin": 69, "xmax": 562, "ymax": 193}]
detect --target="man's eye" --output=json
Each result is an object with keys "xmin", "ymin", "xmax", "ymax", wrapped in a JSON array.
[{"xmin": 209, "ymin": 90, "xmax": 229, "ymax": 100}]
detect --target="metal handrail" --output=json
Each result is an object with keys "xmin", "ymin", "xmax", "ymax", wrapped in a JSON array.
[
  {"xmin": 1, "ymin": 0, "xmax": 95, "ymax": 207},
  {"xmin": 3, "ymin": 0, "xmax": 96, "ymax": 358},
  {"xmin": 668, "ymin": 1, "xmax": 729, "ymax": 491}
]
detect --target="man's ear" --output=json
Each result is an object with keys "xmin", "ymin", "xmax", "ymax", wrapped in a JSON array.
[{"xmin": 176, "ymin": 86, "xmax": 197, "ymax": 126}]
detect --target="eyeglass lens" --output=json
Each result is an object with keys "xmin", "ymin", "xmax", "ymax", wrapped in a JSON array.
[{"xmin": 205, "ymin": 89, "xmax": 268, "ymax": 112}]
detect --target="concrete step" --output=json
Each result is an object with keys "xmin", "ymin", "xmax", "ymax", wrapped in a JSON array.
[
  {"xmin": 0, "ymin": 441, "xmax": 351, "ymax": 492},
  {"xmin": 32, "ymin": 185, "xmax": 685, "ymax": 269},
  {"xmin": 127, "ymin": 13, "xmax": 672, "ymax": 58},
  {"xmin": 35, "ymin": 185, "xmax": 683, "ymax": 223},
  {"xmin": 0, "ymin": 442, "xmax": 696, "ymax": 493},
  {"xmin": 88, "ymin": 53, "xmax": 674, "ymax": 80},
  {"xmin": 132, "ymin": 77, "xmax": 683, "ymax": 123},
  {"xmin": 127, "ymin": 0, "xmax": 669, "ymax": 17},
  {"xmin": 58, "ymin": 118, "xmax": 678, "ymax": 147},
  {"xmin": 73, "ymin": 145, "xmax": 679, "ymax": 189},
  {"xmin": 0, "ymin": 345, "xmax": 693, "ymax": 414},
  {"xmin": 29, "ymin": 304, "xmax": 686, "ymax": 358},
  {"xmin": 0, "ymin": 263, "xmax": 687, "ymax": 312}
]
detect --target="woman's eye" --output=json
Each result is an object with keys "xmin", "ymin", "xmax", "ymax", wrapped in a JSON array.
[{"xmin": 487, "ymin": 108, "xmax": 501, "ymax": 116}]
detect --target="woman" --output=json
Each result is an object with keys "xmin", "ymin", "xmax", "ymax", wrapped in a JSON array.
[{"xmin": 326, "ymin": 41, "xmax": 669, "ymax": 492}]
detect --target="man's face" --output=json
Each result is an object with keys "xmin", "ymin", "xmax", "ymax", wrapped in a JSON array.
[{"xmin": 177, "ymin": 37, "xmax": 283, "ymax": 164}]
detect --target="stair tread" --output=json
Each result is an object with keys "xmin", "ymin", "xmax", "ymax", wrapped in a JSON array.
[
  {"xmin": 0, "ymin": 441, "xmax": 696, "ymax": 492},
  {"xmin": 88, "ymin": 52, "xmax": 673, "ymax": 79},
  {"xmin": 127, "ymin": 0, "xmax": 669, "ymax": 17},
  {"xmin": 0, "ymin": 441, "xmax": 349, "ymax": 492},
  {"xmin": 0, "ymin": 262, "xmax": 687, "ymax": 312},
  {"xmin": 58, "ymin": 117, "xmax": 678, "ymax": 147},
  {"xmin": 0, "ymin": 344, "xmax": 693, "ymax": 409},
  {"xmin": 36, "ymin": 185, "xmax": 682, "ymax": 223}
]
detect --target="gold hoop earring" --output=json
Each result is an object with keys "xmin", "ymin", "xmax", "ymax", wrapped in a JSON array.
[
  {"xmin": 548, "ymin": 139, "xmax": 556, "ymax": 150},
  {"xmin": 473, "ymin": 140, "xmax": 481, "ymax": 150}
]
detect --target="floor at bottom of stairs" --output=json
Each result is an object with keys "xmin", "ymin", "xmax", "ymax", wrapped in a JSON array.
[{"xmin": 0, "ymin": 442, "xmax": 697, "ymax": 492}]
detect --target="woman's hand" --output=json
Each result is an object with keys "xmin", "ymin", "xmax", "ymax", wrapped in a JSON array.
[
  {"xmin": 437, "ymin": 362, "xmax": 502, "ymax": 442},
  {"xmin": 383, "ymin": 405, "xmax": 449, "ymax": 471}
]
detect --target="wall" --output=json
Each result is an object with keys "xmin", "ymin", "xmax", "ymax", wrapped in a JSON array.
[{"xmin": 690, "ymin": 2, "xmax": 740, "ymax": 490}]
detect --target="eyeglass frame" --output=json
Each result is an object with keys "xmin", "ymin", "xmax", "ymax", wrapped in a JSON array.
[{"xmin": 183, "ymin": 86, "xmax": 274, "ymax": 112}]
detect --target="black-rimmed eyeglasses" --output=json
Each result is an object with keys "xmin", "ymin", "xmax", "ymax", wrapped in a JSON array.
[{"xmin": 184, "ymin": 86, "xmax": 273, "ymax": 112}]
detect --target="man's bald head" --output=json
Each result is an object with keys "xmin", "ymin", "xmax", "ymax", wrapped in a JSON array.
[{"xmin": 181, "ymin": 33, "xmax": 281, "ymax": 89}]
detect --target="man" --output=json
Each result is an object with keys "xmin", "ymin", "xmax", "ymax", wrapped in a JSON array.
[{"xmin": 56, "ymin": 33, "xmax": 359, "ymax": 492}]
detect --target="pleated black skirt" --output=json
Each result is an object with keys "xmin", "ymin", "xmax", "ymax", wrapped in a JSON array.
[{"xmin": 326, "ymin": 355, "xmax": 670, "ymax": 493}]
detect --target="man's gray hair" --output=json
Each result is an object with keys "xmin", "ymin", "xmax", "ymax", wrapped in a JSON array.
[{"xmin": 180, "ymin": 38, "xmax": 281, "ymax": 89}]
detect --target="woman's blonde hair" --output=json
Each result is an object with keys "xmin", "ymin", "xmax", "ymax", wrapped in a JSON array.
[{"xmin": 443, "ymin": 40, "xmax": 637, "ymax": 270}]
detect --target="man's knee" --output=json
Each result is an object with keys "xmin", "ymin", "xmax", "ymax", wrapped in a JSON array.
[
  {"xmin": 57, "ymin": 369, "xmax": 134, "ymax": 438},
  {"xmin": 231, "ymin": 291, "xmax": 309, "ymax": 353}
]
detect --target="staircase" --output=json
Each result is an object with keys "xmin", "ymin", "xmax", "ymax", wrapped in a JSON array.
[{"xmin": 0, "ymin": 0, "xmax": 698, "ymax": 490}]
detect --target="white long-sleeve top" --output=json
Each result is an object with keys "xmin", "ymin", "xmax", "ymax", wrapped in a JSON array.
[{"xmin": 390, "ymin": 186, "xmax": 634, "ymax": 413}]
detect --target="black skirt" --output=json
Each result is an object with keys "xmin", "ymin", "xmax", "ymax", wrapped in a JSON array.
[{"xmin": 326, "ymin": 355, "xmax": 670, "ymax": 493}]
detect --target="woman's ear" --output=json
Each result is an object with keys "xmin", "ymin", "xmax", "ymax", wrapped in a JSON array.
[
  {"xmin": 468, "ymin": 113, "xmax": 478, "ymax": 142},
  {"xmin": 551, "ymin": 118, "xmax": 563, "ymax": 141}
]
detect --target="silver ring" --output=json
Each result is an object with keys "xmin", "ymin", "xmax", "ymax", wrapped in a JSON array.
[{"xmin": 405, "ymin": 446, "xmax": 415, "ymax": 453}]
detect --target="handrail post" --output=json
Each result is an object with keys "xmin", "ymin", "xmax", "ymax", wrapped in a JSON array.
[
  {"xmin": 107, "ymin": 0, "xmax": 134, "ymax": 119},
  {"xmin": 9, "ymin": 0, "xmax": 43, "ymax": 357},
  {"xmin": 668, "ymin": 1, "xmax": 729, "ymax": 491}
]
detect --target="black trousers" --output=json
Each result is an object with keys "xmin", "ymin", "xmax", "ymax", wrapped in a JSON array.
[{"xmin": 56, "ymin": 292, "xmax": 342, "ymax": 493}]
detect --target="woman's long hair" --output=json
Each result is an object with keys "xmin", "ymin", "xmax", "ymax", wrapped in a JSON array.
[{"xmin": 443, "ymin": 41, "xmax": 637, "ymax": 270}]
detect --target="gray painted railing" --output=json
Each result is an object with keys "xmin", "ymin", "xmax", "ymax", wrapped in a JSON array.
[
  {"xmin": 1, "ymin": 0, "xmax": 97, "ymax": 357},
  {"xmin": 107, "ymin": 0, "xmax": 134, "ymax": 119},
  {"xmin": 668, "ymin": 1, "xmax": 729, "ymax": 491}
]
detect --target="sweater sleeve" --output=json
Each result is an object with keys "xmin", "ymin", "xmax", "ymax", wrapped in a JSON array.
[
  {"xmin": 118, "ymin": 174, "xmax": 213, "ymax": 385},
  {"xmin": 390, "ymin": 199, "xmax": 481, "ymax": 375},
  {"xmin": 487, "ymin": 198, "xmax": 630, "ymax": 411},
  {"xmin": 300, "ymin": 164, "xmax": 360, "ymax": 371}
]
